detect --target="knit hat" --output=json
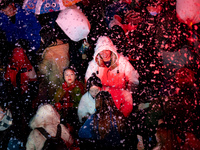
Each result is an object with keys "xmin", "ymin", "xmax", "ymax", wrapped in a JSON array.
[{"xmin": 86, "ymin": 73, "xmax": 102, "ymax": 91}]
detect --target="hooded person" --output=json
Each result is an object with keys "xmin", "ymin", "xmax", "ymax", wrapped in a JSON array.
[
  {"xmin": 78, "ymin": 73, "xmax": 102, "ymax": 123},
  {"xmin": 85, "ymin": 36, "xmax": 139, "ymax": 117},
  {"xmin": 26, "ymin": 104, "xmax": 73, "ymax": 150}
]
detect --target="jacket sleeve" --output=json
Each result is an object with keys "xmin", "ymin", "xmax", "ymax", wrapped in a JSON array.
[
  {"xmin": 120, "ymin": 90, "xmax": 133, "ymax": 117},
  {"xmin": 78, "ymin": 96, "xmax": 86, "ymax": 123},
  {"xmin": 125, "ymin": 60, "xmax": 139, "ymax": 85},
  {"xmin": 26, "ymin": 132, "xmax": 35, "ymax": 150},
  {"xmin": 78, "ymin": 115, "xmax": 95, "ymax": 139},
  {"xmin": 60, "ymin": 124, "xmax": 74, "ymax": 148},
  {"xmin": 85, "ymin": 61, "xmax": 97, "ymax": 82}
]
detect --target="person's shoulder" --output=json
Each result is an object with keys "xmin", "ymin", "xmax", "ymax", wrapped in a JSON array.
[
  {"xmin": 81, "ymin": 92, "xmax": 89, "ymax": 99},
  {"xmin": 88, "ymin": 59, "xmax": 96, "ymax": 66},
  {"xmin": 81, "ymin": 92, "xmax": 93, "ymax": 102},
  {"xmin": 118, "ymin": 54, "xmax": 132, "ymax": 65}
]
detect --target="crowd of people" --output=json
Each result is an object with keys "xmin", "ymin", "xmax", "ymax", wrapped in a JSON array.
[{"xmin": 0, "ymin": 0, "xmax": 200, "ymax": 149}]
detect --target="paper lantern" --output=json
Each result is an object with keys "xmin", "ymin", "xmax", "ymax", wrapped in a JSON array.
[
  {"xmin": 176, "ymin": 0, "xmax": 200, "ymax": 26},
  {"xmin": 56, "ymin": 6, "xmax": 91, "ymax": 42}
]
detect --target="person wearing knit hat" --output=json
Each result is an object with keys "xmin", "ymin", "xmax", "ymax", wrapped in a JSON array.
[
  {"xmin": 85, "ymin": 36, "xmax": 139, "ymax": 117},
  {"xmin": 78, "ymin": 73, "xmax": 102, "ymax": 123}
]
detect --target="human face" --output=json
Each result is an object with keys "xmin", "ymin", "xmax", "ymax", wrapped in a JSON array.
[
  {"xmin": 89, "ymin": 85, "xmax": 101, "ymax": 98},
  {"xmin": 64, "ymin": 69, "xmax": 76, "ymax": 86},
  {"xmin": 1, "ymin": 3, "xmax": 16, "ymax": 17},
  {"xmin": 99, "ymin": 50, "xmax": 112, "ymax": 62}
]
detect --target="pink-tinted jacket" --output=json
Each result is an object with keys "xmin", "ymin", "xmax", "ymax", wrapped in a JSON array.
[{"xmin": 85, "ymin": 36, "xmax": 139, "ymax": 117}]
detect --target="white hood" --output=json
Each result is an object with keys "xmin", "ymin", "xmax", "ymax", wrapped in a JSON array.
[{"xmin": 93, "ymin": 36, "xmax": 118, "ymax": 67}]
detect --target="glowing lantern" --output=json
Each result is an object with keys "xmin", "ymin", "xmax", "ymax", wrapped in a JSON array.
[
  {"xmin": 56, "ymin": 6, "xmax": 91, "ymax": 42},
  {"xmin": 176, "ymin": 0, "xmax": 200, "ymax": 27}
]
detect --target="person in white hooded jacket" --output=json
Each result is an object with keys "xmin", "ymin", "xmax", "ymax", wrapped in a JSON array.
[{"xmin": 85, "ymin": 36, "xmax": 139, "ymax": 117}]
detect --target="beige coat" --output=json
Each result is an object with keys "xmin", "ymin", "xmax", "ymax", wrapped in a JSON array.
[{"xmin": 39, "ymin": 40, "xmax": 70, "ymax": 89}]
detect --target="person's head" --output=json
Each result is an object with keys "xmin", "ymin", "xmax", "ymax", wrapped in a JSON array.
[
  {"xmin": 94, "ymin": 91, "xmax": 125, "ymax": 139},
  {"xmin": 0, "ymin": 0, "xmax": 16, "ymax": 17},
  {"xmin": 94, "ymin": 36, "xmax": 118, "ymax": 66},
  {"xmin": 86, "ymin": 73, "xmax": 102, "ymax": 98},
  {"xmin": 40, "ymin": 26, "xmax": 57, "ymax": 49},
  {"xmin": 63, "ymin": 66, "xmax": 77, "ymax": 86},
  {"xmin": 95, "ymin": 91, "xmax": 115, "ymax": 112},
  {"xmin": 99, "ymin": 50, "xmax": 112, "ymax": 62}
]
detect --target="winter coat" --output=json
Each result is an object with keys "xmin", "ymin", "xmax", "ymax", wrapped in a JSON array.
[
  {"xmin": 77, "ymin": 91, "xmax": 96, "ymax": 123},
  {"xmin": 0, "ymin": 4, "xmax": 41, "ymax": 52},
  {"xmin": 26, "ymin": 104, "xmax": 73, "ymax": 150},
  {"xmin": 78, "ymin": 114, "xmax": 121, "ymax": 148},
  {"xmin": 4, "ymin": 47, "xmax": 37, "ymax": 94},
  {"xmin": 39, "ymin": 40, "xmax": 70, "ymax": 91},
  {"xmin": 54, "ymin": 80, "xmax": 85, "ymax": 110},
  {"xmin": 85, "ymin": 36, "xmax": 139, "ymax": 117}
]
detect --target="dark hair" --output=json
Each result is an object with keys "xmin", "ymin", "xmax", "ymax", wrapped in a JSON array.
[
  {"xmin": 63, "ymin": 65, "xmax": 78, "ymax": 79},
  {"xmin": 94, "ymin": 91, "xmax": 125, "ymax": 139},
  {"xmin": 86, "ymin": 73, "xmax": 102, "ymax": 91},
  {"xmin": 39, "ymin": 26, "xmax": 57, "ymax": 49}
]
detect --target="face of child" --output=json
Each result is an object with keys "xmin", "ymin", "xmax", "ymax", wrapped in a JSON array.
[
  {"xmin": 89, "ymin": 85, "xmax": 101, "ymax": 98},
  {"xmin": 64, "ymin": 69, "xmax": 76, "ymax": 86},
  {"xmin": 99, "ymin": 50, "xmax": 112, "ymax": 62}
]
